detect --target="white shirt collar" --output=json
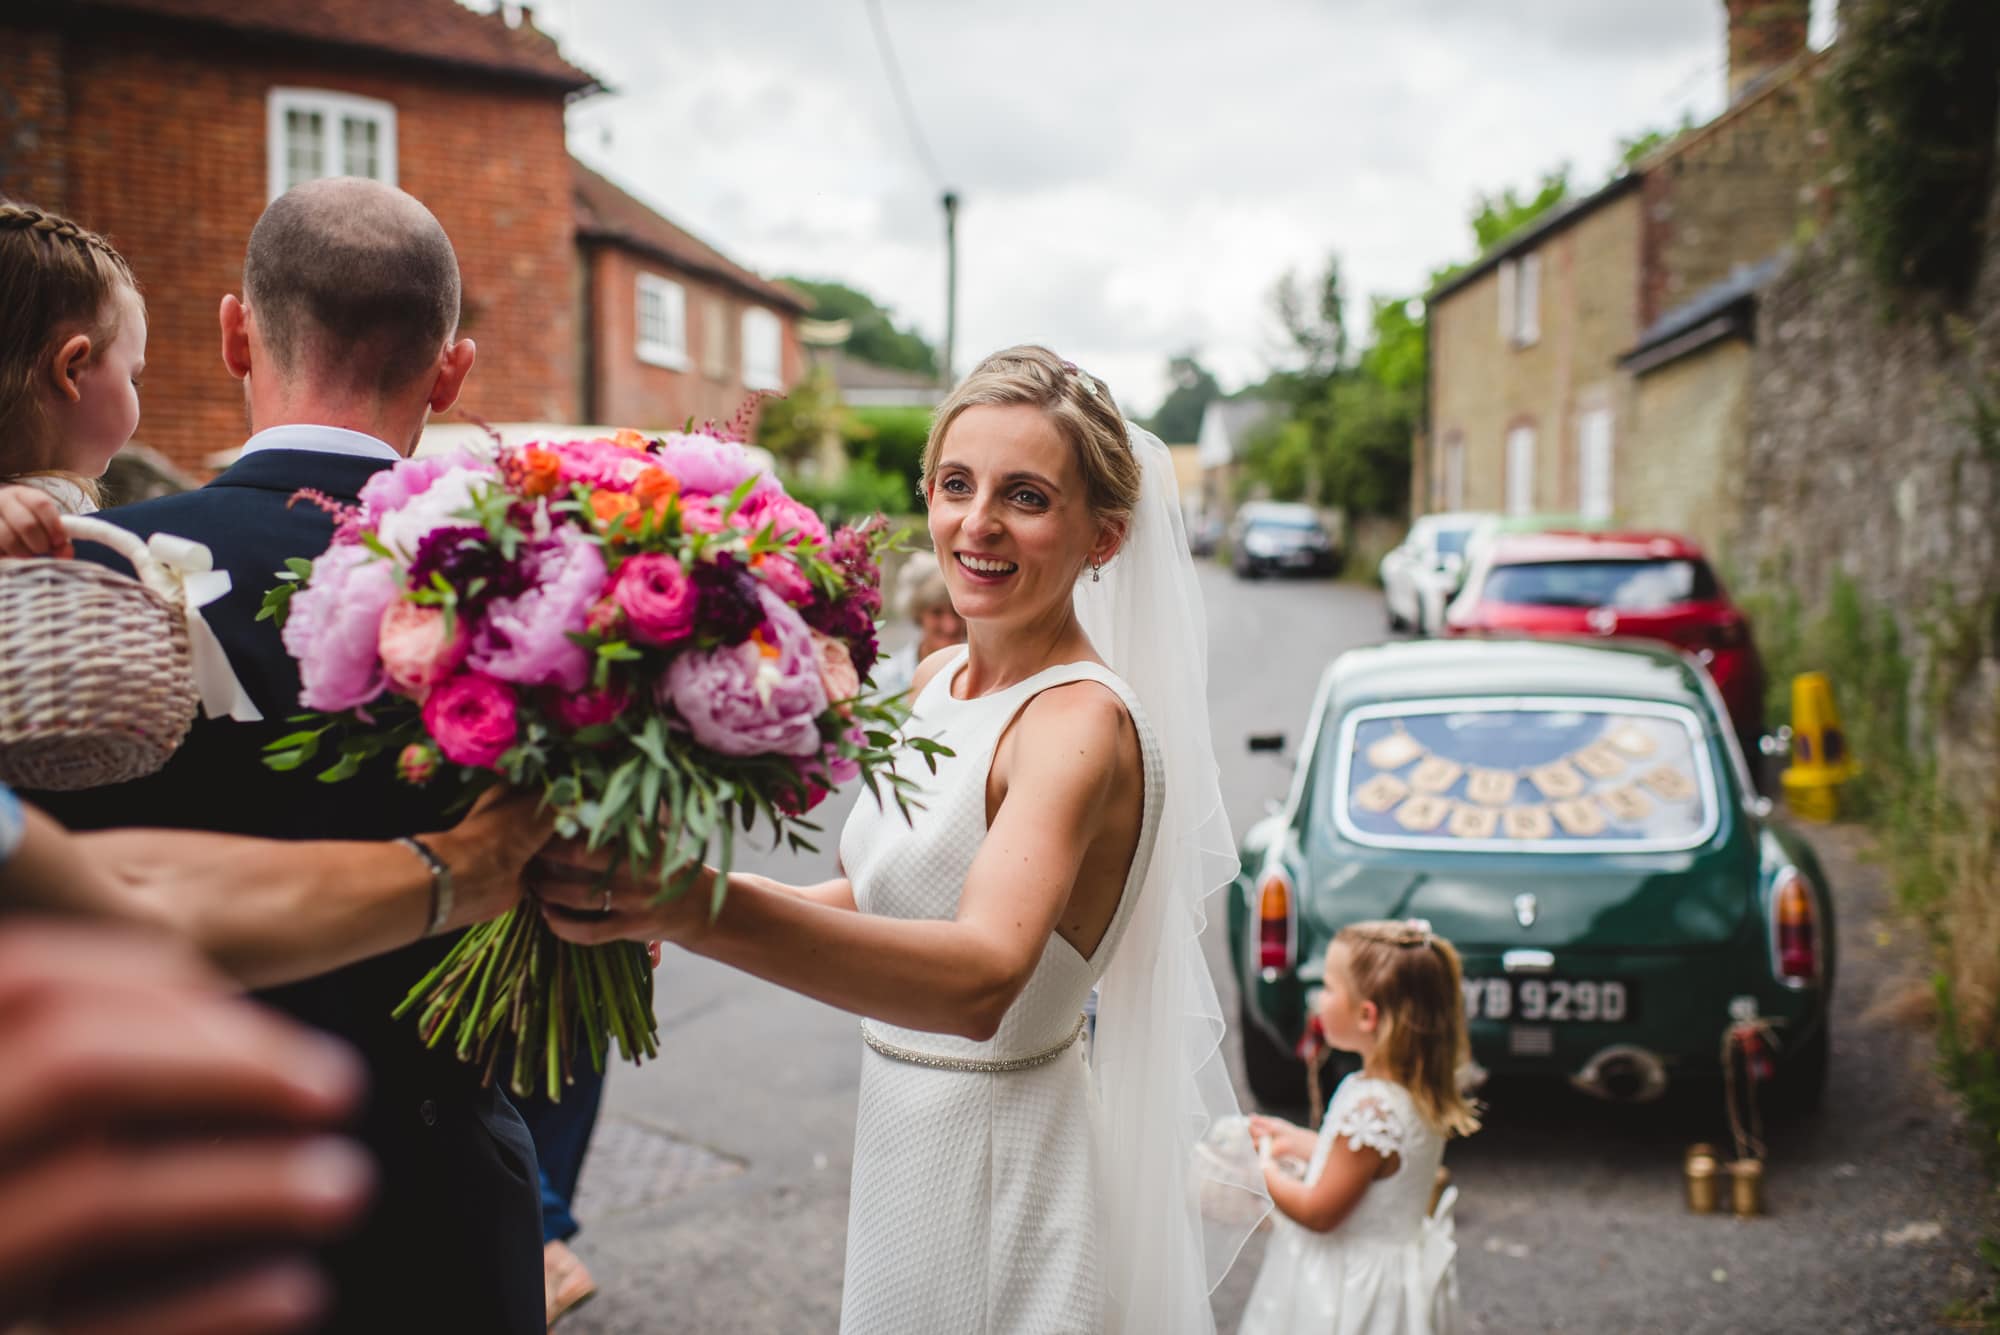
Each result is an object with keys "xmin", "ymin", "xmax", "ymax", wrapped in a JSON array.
[{"xmin": 237, "ymin": 424, "xmax": 404, "ymax": 464}]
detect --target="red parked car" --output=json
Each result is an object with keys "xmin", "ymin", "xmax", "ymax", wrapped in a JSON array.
[{"xmin": 1443, "ymin": 531, "xmax": 1766, "ymax": 751}]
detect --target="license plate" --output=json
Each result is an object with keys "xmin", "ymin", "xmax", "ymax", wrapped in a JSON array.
[
  {"xmin": 1282, "ymin": 551, "xmax": 1314, "ymax": 566},
  {"xmin": 1464, "ymin": 977, "xmax": 1631, "ymax": 1023}
]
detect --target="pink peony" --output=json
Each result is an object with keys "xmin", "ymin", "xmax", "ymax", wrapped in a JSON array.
[
  {"xmin": 546, "ymin": 438, "xmax": 654, "ymax": 492},
  {"xmin": 611, "ymin": 554, "xmax": 697, "ymax": 647},
  {"xmin": 465, "ymin": 528, "xmax": 608, "ymax": 691},
  {"xmin": 377, "ymin": 601, "xmax": 469, "ymax": 701},
  {"xmin": 283, "ymin": 544, "xmax": 400, "ymax": 711},
  {"xmin": 679, "ymin": 497, "xmax": 729, "ymax": 536},
  {"xmin": 752, "ymin": 552, "xmax": 815, "ymax": 606},
  {"xmin": 358, "ymin": 452, "xmax": 481, "ymax": 525},
  {"xmin": 422, "ymin": 672, "xmax": 519, "ymax": 769},
  {"xmin": 654, "ymin": 433, "xmax": 779, "ymax": 500},
  {"xmin": 546, "ymin": 682, "xmax": 631, "ymax": 732},
  {"xmin": 810, "ymin": 631, "xmax": 861, "ymax": 713},
  {"xmin": 737, "ymin": 490, "xmax": 829, "ymax": 550},
  {"xmin": 373, "ymin": 463, "xmax": 498, "ymax": 562},
  {"xmin": 662, "ymin": 590, "xmax": 829, "ymax": 757}
]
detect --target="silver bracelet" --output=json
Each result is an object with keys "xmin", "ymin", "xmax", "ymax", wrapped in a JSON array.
[{"xmin": 398, "ymin": 836, "xmax": 454, "ymax": 938}]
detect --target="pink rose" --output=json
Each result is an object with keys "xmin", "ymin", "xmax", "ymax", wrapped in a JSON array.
[
  {"xmin": 397, "ymin": 742, "xmax": 439, "ymax": 786},
  {"xmin": 422, "ymin": 673, "xmax": 519, "ymax": 770},
  {"xmin": 611, "ymin": 554, "xmax": 697, "ymax": 647},
  {"xmin": 377, "ymin": 601, "xmax": 468, "ymax": 701},
  {"xmin": 283, "ymin": 544, "xmax": 400, "ymax": 711},
  {"xmin": 810, "ymin": 631, "xmax": 860, "ymax": 713},
  {"xmin": 738, "ymin": 491, "xmax": 829, "ymax": 550},
  {"xmin": 546, "ymin": 438, "xmax": 653, "ymax": 491},
  {"xmin": 546, "ymin": 683, "xmax": 631, "ymax": 732},
  {"xmin": 753, "ymin": 552, "xmax": 815, "ymax": 607}
]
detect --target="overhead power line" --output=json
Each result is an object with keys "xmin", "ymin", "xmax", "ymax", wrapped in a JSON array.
[{"xmin": 863, "ymin": 0, "xmax": 946, "ymax": 188}]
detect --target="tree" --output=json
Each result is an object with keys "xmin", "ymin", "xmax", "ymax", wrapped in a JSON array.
[
  {"xmin": 780, "ymin": 277, "xmax": 939, "ymax": 375},
  {"xmin": 1147, "ymin": 352, "xmax": 1222, "ymax": 444},
  {"xmin": 1617, "ymin": 113, "xmax": 1697, "ymax": 169},
  {"xmin": 1469, "ymin": 166, "xmax": 1572, "ymax": 252}
]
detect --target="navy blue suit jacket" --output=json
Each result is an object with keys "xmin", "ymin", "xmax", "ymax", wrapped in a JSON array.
[{"xmin": 35, "ymin": 448, "xmax": 543, "ymax": 1335}]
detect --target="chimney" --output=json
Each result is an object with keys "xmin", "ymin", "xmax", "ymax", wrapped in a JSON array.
[{"xmin": 1724, "ymin": 0, "xmax": 1810, "ymax": 103}]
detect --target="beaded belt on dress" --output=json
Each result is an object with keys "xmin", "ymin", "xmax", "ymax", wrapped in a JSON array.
[{"xmin": 859, "ymin": 1013, "xmax": 1087, "ymax": 1072}]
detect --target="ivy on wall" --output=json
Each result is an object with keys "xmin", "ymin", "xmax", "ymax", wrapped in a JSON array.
[{"xmin": 1823, "ymin": 0, "xmax": 2000, "ymax": 301}]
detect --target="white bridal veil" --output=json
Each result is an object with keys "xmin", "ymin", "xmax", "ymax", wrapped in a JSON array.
[{"xmin": 1074, "ymin": 424, "xmax": 1270, "ymax": 1333}]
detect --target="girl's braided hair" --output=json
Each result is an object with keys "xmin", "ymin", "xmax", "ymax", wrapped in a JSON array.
[{"xmin": 0, "ymin": 202, "xmax": 141, "ymax": 482}]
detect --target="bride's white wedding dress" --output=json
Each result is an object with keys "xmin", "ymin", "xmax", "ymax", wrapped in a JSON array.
[{"xmin": 836, "ymin": 649, "xmax": 1163, "ymax": 1333}]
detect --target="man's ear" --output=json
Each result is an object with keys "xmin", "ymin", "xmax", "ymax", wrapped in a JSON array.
[
  {"xmin": 219, "ymin": 294, "xmax": 253, "ymax": 381},
  {"xmin": 428, "ymin": 338, "xmax": 476, "ymax": 414},
  {"xmin": 47, "ymin": 333, "xmax": 92, "ymax": 404}
]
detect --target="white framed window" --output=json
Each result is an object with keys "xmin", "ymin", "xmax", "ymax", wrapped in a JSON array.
[
  {"xmin": 1496, "ymin": 254, "xmax": 1541, "ymax": 348},
  {"xmin": 1442, "ymin": 434, "xmax": 1466, "ymax": 511},
  {"xmin": 702, "ymin": 298, "xmax": 729, "ymax": 379},
  {"xmin": 266, "ymin": 89, "xmax": 397, "ymax": 200},
  {"xmin": 635, "ymin": 273, "xmax": 689, "ymax": 370},
  {"xmin": 1505, "ymin": 425, "xmax": 1537, "ymax": 516},
  {"xmin": 1578, "ymin": 409, "xmax": 1613, "ymax": 521},
  {"xmin": 741, "ymin": 307, "xmax": 782, "ymax": 391}
]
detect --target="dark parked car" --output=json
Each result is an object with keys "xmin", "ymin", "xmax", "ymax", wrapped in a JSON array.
[
  {"xmin": 1227, "ymin": 638, "xmax": 1832, "ymax": 1118},
  {"xmin": 1229, "ymin": 502, "xmax": 1342, "ymax": 579}
]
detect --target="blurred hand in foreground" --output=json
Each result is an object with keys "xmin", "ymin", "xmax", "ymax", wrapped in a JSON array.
[{"xmin": 0, "ymin": 919, "xmax": 371, "ymax": 1335}]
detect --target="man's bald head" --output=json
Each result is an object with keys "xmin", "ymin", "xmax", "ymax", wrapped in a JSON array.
[{"xmin": 244, "ymin": 178, "xmax": 461, "ymax": 396}]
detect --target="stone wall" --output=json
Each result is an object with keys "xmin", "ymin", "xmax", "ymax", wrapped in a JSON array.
[
  {"xmin": 1627, "ymin": 338, "xmax": 1753, "ymax": 558},
  {"xmin": 1732, "ymin": 140, "xmax": 2000, "ymax": 787}
]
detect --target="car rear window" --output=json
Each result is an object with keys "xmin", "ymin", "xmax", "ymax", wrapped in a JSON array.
[
  {"xmin": 1435, "ymin": 529, "xmax": 1472, "ymax": 558},
  {"xmin": 1332, "ymin": 699, "xmax": 1718, "ymax": 853},
  {"xmin": 1483, "ymin": 559, "xmax": 1718, "ymax": 610}
]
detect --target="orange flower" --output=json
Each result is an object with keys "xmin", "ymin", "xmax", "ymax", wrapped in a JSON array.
[
  {"xmin": 517, "ymin": 446, "xmax": 562, "ymax": 498},
  {"xmin": 590, "ymin": 490, "xmax": 644, "ymax": 542},
  {"xmin": 610, "ymin": 428, "xmax": 652, "ymax": 452},
  {"xmin": 631, "ymin": 467, "xmax": 680, "ymax": 513},
  {"xmin": 749, "ymin": 628, "xmax": 782, "ymax": 660}
]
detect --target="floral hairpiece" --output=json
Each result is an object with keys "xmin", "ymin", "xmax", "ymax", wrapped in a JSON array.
[{"xmin": 1058, "ymin": 359, "xmax": 1100, "ymax": 398}]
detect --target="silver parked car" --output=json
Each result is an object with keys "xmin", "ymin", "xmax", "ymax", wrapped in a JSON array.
[
  {"xmin": 1378, "ymin": 511, "xmax": 1489, "ymax": 634},
  {"xmin": 1230, "ymin": 502, "xmax": 1343, "ymax": 579}
]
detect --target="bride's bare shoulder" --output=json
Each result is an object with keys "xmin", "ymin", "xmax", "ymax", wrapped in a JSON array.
[{"xmin": 908, "ymin": 645, "xmax": 964, "ymax": 700}]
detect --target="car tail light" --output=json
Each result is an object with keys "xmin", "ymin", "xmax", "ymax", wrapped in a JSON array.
[
  {"xmin": 1707, "ymin": 617, "xmax": 1749, "ymax": 650},
  {"xmin": 1256, "ymin": 869, "xmax": 1296, "ymax": 979},
  {"xmin": 1773, "ymin": 867, "xmax": 1819, "ymax": 986}
]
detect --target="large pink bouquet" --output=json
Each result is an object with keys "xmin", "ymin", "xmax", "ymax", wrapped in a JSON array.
[{"xmin": 262, "ymin": 428, "xmax": 941, "ymax": 1098}]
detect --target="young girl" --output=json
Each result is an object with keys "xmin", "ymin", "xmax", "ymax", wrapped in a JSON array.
[
  {"xmin": 1239, "ymin": 919, "xmax": 1481, "ymax": 1335},
  {"xmin": 0, "ymin": 203, "xmax": 147, "ymax": 559}
]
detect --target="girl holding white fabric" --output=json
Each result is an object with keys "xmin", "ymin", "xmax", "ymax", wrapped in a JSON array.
[
  {"xmin": 1240, "ymin": 920, "xmax": 1480, "ymax": 1335},
  {"xmin": 541, "ymin": 345, "xmax": 1266, "ymax": 1333}
]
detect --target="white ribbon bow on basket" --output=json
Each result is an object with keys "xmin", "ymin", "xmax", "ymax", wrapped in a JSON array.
[{"xmin": 62, "ymin": 516, "xmax": 263, "ymax": 724}]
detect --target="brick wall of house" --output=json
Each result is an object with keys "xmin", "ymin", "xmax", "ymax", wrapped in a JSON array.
[
  {"xmin": 1640, "ymin": 73, "xmax": 1823, "ymax": 326},
  {"xmin": 0, "ymin": 28, "xmax": 70, "ymax": 206},
  {"xmin": 0, "ymin": 25, "xmax": 577, "ymax": 472},
  {"xmin": 1427, "ymin": 189, "xmax": 1644, "ymax": 518},
  {"xmin": 1625, "ymin": 339, "xmax": 1753, "ymax": 560},
  {"xmin": 587, "ymin": 245, "xmax": 800, "ymax": 433}
]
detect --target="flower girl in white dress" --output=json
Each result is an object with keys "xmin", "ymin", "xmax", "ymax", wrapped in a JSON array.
[{"xmin": 1240, "ymin": 920, "xmax": 1479, "ymax": 1335}]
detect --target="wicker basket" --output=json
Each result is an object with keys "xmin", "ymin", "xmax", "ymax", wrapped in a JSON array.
[{"xmin": 0, "ymin": 516, "xmax": 203, "ymax": 790}]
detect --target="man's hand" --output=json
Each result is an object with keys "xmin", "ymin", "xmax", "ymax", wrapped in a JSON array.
[
  {"xmin": 425, "ymin": 787, "xmax": 561, "ymax": 932},
  {"xmin": 0, "ymin": 485, "xmax": 73, "ymax": 560},
  {"xmin": 0, "ymin": 920, "xmax": 371, "ymax": 1335}
]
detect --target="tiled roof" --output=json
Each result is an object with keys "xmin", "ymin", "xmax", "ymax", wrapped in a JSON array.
[
  {"xmin": 1620, "ymin": 254, "xmax": 1785, "ymax": 374},
  {"xmin": 56, "ymin": 0, "xmax": 601, "ymax": 93},
  {"xmin": 572, "ymin": 160, "xmax": 807, "ymax": 313}
]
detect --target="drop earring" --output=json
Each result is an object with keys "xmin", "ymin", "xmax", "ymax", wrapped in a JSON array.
[{"xmin": 1090, "ymin": 561, "xmax": 1102, "ymax": 583}]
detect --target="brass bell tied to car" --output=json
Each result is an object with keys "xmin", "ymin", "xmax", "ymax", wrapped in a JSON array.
[
  {"xmin": 1684, "ymin": 1146, "xmax": 1720, "ymax": 1214},
  {"xmin": 1728, "ymin": 1158, "xmax": 1765, "ymax": 1217}
]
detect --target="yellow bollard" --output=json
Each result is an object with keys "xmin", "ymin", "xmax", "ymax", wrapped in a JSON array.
[{"xmin": 1780, "ymin": 672, "xmax": 1858, "ymax": 822}]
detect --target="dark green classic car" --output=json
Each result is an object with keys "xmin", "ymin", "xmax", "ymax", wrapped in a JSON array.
[{"xmin": 1227, "ymin": 638, "xmax": 1833, "ymax": 1114}]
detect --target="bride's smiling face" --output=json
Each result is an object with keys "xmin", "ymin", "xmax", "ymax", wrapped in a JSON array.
[{"xmin": 927, "ymin": 403, "xmax": 1112, "ymax": 628}]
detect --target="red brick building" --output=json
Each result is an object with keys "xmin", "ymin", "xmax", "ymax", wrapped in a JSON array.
[{"xmin": 0, "ymin": 0, "xmax": 801, "ymax": 472}]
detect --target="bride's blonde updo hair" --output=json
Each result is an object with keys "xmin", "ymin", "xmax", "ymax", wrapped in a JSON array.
[{"xmin": 923, "ymin": 345, "xmax": 1141, "ymax": 529}]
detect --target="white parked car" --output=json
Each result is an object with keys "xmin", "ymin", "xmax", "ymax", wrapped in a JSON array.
[{"xmin": 1377, "ymin": 511, "xmax": 1489, "ymax": 635}]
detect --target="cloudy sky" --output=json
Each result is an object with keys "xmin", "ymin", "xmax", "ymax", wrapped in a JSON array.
[{"xmin": 511, "ymin": 0, "xmax": 1834, "ymax": 417}]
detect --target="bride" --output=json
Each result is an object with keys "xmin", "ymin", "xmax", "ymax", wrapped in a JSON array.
[{"xmin": 540, "ymin": 345, "xmax": 1266, "ymax": 1333}]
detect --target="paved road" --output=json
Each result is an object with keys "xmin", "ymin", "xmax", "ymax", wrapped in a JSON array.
[{"xmin": 560, "ymin": 564, "xmax": 1996, "ymax": 1334}]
